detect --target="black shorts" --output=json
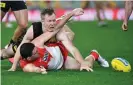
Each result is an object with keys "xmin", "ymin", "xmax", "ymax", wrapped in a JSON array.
[{"xmin": 0, "ymin": 1, "xmax": 27, "ymax": 13}]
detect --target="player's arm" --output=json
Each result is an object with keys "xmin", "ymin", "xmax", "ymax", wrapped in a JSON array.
[
  {"xmin": 63, "ymin": 25, "xmax": 75, "ymax": 41},
  {"xmin": 8, "ymin": 26, "xmax": 34, "ymax": 71},
  {"xmin": 56, "ymin": 9, "xmax": 85, "ymax": 64},
  {"xmin": 56, "ymin": 15, "xmax": 75, "ymax": 41},
  {"xmin": 22, "ymin": 64, "xmax": 47, "ymax": 74},
  {"xmin": 55, "ymin": 8, "xmax": 84, "ymax": 30},
  {"xmin": 57, "ymin": 29, "xmax": 92, "ymax": 72},
  {"xmin": 61, "ymin": 34, "xmax": 84, "ymax": 64}
]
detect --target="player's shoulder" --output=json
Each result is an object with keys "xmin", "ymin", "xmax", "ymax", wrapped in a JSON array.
[
  {"xmin": 32, "ymin": 21, "xmax": 42, "ymax": 25},
  {"xmin": 31, "ymin": 21, "xmax": 43, "ymax": 32}
]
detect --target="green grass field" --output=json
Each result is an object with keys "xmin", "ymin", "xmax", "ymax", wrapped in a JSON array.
[{"xmin": 1, "ymin": 21, "xmax": 133, "ymax": 85}]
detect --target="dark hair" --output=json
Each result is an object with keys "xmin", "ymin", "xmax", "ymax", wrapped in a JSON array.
[
  {"xmin": 41, "ymin": 7, "xmax": 55, "ymax": 16},
  {"xmin": 20, "ymin": 43, "xmax": 35, "ymax": 59}
]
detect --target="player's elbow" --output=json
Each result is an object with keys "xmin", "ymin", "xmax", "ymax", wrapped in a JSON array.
[{"xmin": 66, "ymin": 32, "xmax": 75, "ymax": 41}]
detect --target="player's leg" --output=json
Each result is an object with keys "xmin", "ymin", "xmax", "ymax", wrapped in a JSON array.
[
  {"xmin": 94, "ymin": 1, "xmax": 107, "ymax": 27},
  {"xmin": 64, "ymin": 56, "xmax": 80, "ymax": 70},
  {"xmin": 89, "ymin": 50, "xmax": 109, "ymax": 67},
  {"xmin": 64, "ymin": 55, "xmax": 95, "ymax": 70},
  {"xmin": 95, "ymin": 1, "xmax": 102, "ymax": 22},
  {"xmin": 0, "ymin": 45, "xmax": 15, "ymax": 60},
  {"xmin": 0, "ymin": 1, "xmax": 10, "ymax": 20},
  {"xmin": 64, "ymin": 50, "xmax": 109, "ymax": 70},
  {"xmin": 12, "ymin": 9, "xmax": 28, "ymax": 41},
  {"xmin": 10, "ymin": 1, "xmax": 28, "ymax": 42},
  {"xmin": 84, "ymin": 55, "xmax": 95, "ymax": 68},
  {"xmin": 5, "ymin": 9, "xmax": 13, "ymax": 28}
]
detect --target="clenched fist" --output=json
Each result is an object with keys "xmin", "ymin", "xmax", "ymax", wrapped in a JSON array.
[{"xmin": 72, "ymin": 8, "xmax": 84, "ymax": 16}]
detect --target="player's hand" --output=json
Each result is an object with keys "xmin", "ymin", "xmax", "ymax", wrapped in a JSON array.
[
  {"xmin": 122, "ymin": 22, "xmax": 128, "ymax": 31},
  {"xmin": 72, "ymin": 8, "xmax": 84, "ymax": 16},
  {"xmin": 40, "ymin": 66, "xmax": 47, "ymax": 74},
  {"xmin": 80, "ymin": 61, "xmax": 93, "ymax": 72}
]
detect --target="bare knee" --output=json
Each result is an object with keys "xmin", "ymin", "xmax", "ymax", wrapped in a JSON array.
[{"xmin": 64, "ymin": 56, "xmax": 80, "ymax": 70}]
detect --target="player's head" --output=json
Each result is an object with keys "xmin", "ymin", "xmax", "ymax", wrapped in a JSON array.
[
  {"xmin": 20, "ymin": 43, "xmax": 39, "ymax": 61},
  {"xmin": 41, "ymin": 7, "xmax": 56, "ymax": 32}
]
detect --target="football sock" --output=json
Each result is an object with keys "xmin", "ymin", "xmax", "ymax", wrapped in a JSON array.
[{"xmin": 90, "ymin": 51, "xmax": 99, "ymax": 60}]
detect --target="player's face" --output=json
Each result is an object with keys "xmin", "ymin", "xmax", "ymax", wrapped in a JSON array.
[
  {"xmin": 27, "ymin": 47, "xmax": 39, "ymax": 61},
  {"xmin": 42, "ymin": 13, "xmax": 56, "ymax": 32}
]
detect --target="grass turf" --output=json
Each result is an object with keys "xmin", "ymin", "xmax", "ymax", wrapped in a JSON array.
[{"xmin": 1, "ymin": 21, "xmax": 133, "ymax": 85}]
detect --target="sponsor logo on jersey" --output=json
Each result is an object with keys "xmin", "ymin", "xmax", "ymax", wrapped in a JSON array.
[{"xmin": 0, "ymin": 3, "xmax": 6, "ymax": 8}]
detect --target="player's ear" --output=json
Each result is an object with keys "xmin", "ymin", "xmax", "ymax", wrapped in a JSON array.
[{"xmin": 41, "ymin": 15, "xmax": 45, "ymax": 22}]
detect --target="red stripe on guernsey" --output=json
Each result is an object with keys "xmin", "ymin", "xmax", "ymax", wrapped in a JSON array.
[{"xmin": 90, "ymin": 51, "xmax": 99, "ymax": 60}]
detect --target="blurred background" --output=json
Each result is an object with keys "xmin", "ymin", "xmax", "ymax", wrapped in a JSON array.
[
  {"xmin": 2, "ymin": 1, "xmax": 133, "ymax": 23},
  {"xmin": 26, "ymin": 1, "xmax": 121, "ymax": 9}
]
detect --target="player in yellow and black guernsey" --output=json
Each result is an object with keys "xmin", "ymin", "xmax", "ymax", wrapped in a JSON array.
[{"xmin": 0, "ymin": 1, "xmax": 28, "ymax": 54}]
